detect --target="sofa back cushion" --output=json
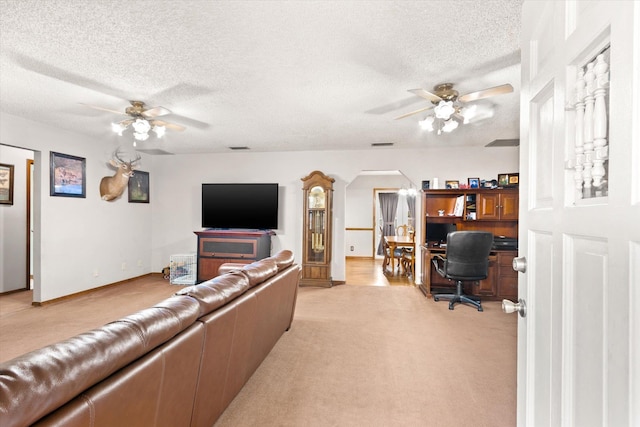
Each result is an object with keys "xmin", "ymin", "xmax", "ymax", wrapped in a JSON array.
[
  {"xmin": 0, "ymin": 295, "xmax": 200, "ymax": 427},
  {"xmin": 176, "ymin": 271, "xmax": 250, "ymax": 316},
  {"xmin": 264, "ymin": 249, "xmax": 295, "ymax": 271},
  {"xmin": 33, "ymin": 322, "xmax": 204, "ymax": 427},
  {"xmin": 240, "ymin": 258, "xmax": 278, "ymax": 288}
]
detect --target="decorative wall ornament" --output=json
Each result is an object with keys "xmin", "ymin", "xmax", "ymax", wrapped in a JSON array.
[
  {"xmin": 571, "ymin": 48, "xmax": 610, "ymax": 199},
  {"xmin": 99, "ymin": 149, "xmax": 141, "ymax": 201}
]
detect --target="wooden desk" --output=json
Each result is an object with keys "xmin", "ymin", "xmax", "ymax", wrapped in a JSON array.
[
  {"xmin": 384, "ymin": 235, "xmax": 415, "ymax": 275},
  {"xmin": 419, "ymin": 245, "xmax": 516, "ymax": 299}
]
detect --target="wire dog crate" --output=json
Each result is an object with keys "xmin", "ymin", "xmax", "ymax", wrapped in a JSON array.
[{"xmin": 169, "ymin": 253, "xmax": 197, "ymax": 285}]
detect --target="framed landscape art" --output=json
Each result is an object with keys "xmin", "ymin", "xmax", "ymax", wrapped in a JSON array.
[
  {"xmin": 0, "ymin": 163, "xmax": 14, "ymax": 205},
  {"xmin": 50, "ymin": 152, "xmax": 86, "ymax": 198}
]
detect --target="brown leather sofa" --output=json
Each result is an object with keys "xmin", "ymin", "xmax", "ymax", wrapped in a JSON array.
[{"xmin": 0, "ymin": 250, "xmax": 300, "ymax": 427}]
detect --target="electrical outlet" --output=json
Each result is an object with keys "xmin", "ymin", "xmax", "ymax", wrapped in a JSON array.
[
  {"xmin": 93, "ymin": 270, "xmax": 99, "ymax": 277},
  {"xmin": 137, "ymin": 260, "xmax": 143, "ymax": 267},
  {"xmin": 121, "ymin": 262, "xmax": 127, "ymax": 271},
  {"xmin": 350, "ymin": 246, "xmax": 354, "ymax": 251}
]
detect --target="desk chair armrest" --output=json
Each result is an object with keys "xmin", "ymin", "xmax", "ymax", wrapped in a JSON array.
[{"xmin": 432, "ymin": 255, "xmax": 446, "ymax": 278}]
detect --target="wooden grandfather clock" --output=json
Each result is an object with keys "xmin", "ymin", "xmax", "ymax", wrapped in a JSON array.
[{"xmin": 300, "ymin": 170, "xmax": 334, "ymax": 287}]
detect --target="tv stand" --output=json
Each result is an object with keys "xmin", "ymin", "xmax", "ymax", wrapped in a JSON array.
[{"xmin": 194, "ymin": 229, "xmax": 274, "ymax": 282}]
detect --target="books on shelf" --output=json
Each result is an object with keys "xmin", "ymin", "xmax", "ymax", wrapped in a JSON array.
[{"xmin": 453, "ymin": 196, "xmax": 464, "ymax": 216}]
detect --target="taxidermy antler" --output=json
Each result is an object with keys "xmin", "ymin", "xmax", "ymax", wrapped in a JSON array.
[{"xmin": 99, "ymin": 149, "xmax": 141, "ymax": 201}]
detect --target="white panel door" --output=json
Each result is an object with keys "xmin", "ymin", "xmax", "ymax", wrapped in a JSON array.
[{"xmin": 517, "ymin": 1, "xmax": 639, "ymax": 426}]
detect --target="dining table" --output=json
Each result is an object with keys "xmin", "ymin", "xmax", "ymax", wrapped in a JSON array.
[{"xmin": 384, "ymin": 235, "xmax": 415, "ymax": 275}]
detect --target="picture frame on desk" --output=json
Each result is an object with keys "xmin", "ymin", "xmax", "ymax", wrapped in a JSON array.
[
  {"xmin": 445, "ymin": 180, "xmax": 459, "ymax": 189},
  {"xmin": 468, "ymin": 177, "xmax": 480, "ymax": 189},
  {"xmin": 498, "ymin": 172, "xmax": 519, "ymax": 187}
]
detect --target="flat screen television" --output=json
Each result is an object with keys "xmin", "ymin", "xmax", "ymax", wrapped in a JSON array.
[{"xmin": 202, "ymin": 183, "xmax": 279, "ymax": 230}]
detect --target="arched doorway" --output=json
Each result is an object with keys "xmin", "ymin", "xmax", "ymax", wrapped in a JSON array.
[{"xmin": 344, "ymin": 170, "xmax": 417, "ymax": 285}]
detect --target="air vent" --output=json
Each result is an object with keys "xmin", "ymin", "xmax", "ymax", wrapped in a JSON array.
[
  {"xmin": 229, "ymin": 146, "xmax": 250, "ymax": 150},
  {"xmin": 485, "ymin": 139, "xmax": 519, "ymax": 147},
  {"xmin": 371, "ymin": 142, "xmax": 394, "ymax": 147}
]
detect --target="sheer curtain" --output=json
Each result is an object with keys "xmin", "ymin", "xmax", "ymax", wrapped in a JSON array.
[
  {"xmin": 377, "ymin": 192, "xmax": 399, "ymax": 255},
  {"xmin": 406, "ymin": 193, "xmax": 416, "ymax": 229}
]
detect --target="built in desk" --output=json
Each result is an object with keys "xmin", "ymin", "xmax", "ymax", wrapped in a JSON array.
[{"xmin": 419, "ymin": 245, "xmax": 518, "ymax": 300}]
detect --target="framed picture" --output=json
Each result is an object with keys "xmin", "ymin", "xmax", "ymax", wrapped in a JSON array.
[
  {"xmin": 421, "ymin": 180, "xmax": 430, "ymax": 190},
  {"xmin": 50, "ymin": 152, "xmax": 86, "ymax": 198},
  {"xmin": 445, "ymin": 180, "xmax": 459, "ymax": 189},
  {"xmin": 468, "ymin": 177, "xmax": 480, "ymax": 189},
  {"xmin": 128, "ymin": 170, "xmax": 149, "ymax": 203},
  {"xmin": 0, "ymin": 163, "xmax": 15, "ymax": 205},
  {"xmin": 498, "ymin": 173, "xmax": 509, "ymax": 187},
  {"xmin": 508, "ymin": 173, "xmax": 519, "ymax": 186}
]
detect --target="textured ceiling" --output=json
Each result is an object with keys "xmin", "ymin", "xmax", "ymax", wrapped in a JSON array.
[{"xmin": 0, "ymin": 0, "xmax": 522, "ymax": 154}]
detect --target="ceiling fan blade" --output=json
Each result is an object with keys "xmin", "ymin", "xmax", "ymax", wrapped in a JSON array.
[
  {"xmin": 117, "ymin": 118, "xmax": 135, "ymax": 127},
  {"xmin": 458, "ymin": 83, "xmax": 514, "ymax": 103},
  {"xmin": 407, "ymin": 88, "xmax": 442, "ymax": 103},
  {"xmin": 142, "ymin": 106, "xmax": 172, "ymax": 118},
  {"xmin": 151, "ymin": 120, "xmax": 186, "ymax": 131},
  {"xmin": 80, "ymin": 103, "xmax": 127, "ymax": 115},
  {"xmin": 393, "ymin": 105, "xmax": 434, "ymax": 120}
]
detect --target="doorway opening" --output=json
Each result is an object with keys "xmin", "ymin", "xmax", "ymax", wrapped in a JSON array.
[{"xmin": 345, "ymin": 170, "xmax": 417, "ymax": 286}]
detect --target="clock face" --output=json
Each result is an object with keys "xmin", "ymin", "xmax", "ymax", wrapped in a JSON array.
[{"xmin": 309, "ymin": 186, "xmax": 326, "ymax": 209}]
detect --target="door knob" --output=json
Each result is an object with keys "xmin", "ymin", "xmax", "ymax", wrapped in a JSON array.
[
  {"xmin": 502, "ymin": 299, "xmax": 527, "ymax": 317},
  {"xmin": 512, "ymin": 256, "xmax": 527, "ymax": 273}
]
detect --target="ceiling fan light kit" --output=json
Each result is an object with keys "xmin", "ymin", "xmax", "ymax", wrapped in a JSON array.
[
  {"xmin": 85, "ymin": 100, "xmax": 184, "ymax": 145},
  {"xmin": 397, "ymin": 82, "xmax": 513, "ymax": 136}
]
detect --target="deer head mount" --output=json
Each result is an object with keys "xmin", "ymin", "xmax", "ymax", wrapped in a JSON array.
[{"xmin": 99, "ymin": 150, "xmax": 141, "ymax": 201}]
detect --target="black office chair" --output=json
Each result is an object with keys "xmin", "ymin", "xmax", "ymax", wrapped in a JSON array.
[{"xmin": 432, "ymin": 231, "xmax": 494, "ymax": 312}]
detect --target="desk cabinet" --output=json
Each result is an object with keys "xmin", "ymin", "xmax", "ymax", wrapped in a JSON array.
[
  {"xmin": 496, "ymin": 252, "xmax": 518, "ymax": 298},
  {"xmin": 477, "ymin": 192, "xmax": 519, "ymax": 220},
  {"xmin": 420, "ymin": 188, "xmax": 519, "ymax": 298},
  {"xmin": 420, "ymin": 247, "xmax": 516, "ymax": 300}
]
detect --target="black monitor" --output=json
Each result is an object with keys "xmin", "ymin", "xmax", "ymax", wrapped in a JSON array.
[{"xmin": 426, "ymin": 223, "xmax": 457, "ymax": 244}]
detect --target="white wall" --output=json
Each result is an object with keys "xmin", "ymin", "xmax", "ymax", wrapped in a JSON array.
[
  {"xmin": 0, "ymin": 145, "xmax": 33, "ymax": 292},
  {"xmin": 1, "ymin": 112, "xmax": 153, "ymax": 302},
  {"xmin": 150, "ymin": 145, "xmax": 519, "ymax": 283},
  {"xmin": 1, "ymin": 111, "xmax": 518, "ymax": 301}
]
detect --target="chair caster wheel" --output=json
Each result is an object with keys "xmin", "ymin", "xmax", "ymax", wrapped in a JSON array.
[
  {"xmin": 434, "ymin": 297, "xmax": 439, "ymax": 301},
  {"xmin": 478, "ymin": 307, "xmax": 483, "ymax": 312}
]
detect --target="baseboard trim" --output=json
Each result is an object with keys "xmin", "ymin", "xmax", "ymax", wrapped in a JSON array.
[{"xmin": 32, "ymin": 273, "xmax": 159, "ymax": 307}]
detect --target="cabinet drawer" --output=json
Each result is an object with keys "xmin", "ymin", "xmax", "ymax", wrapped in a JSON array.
[{"xmin": 199, "ymin": 238, "xmax": 257, "ymax": 258}]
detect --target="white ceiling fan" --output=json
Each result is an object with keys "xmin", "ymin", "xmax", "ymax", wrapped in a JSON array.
[
  {"xmin": 395, "ymin": 82, "xmax": 514, "ymax": 134},
  {"xmin": 81, "ymin": 100, "xmax": 186, "ymax": 142}
]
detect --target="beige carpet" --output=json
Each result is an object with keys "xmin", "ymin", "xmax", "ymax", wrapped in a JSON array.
[
  {"xmin": 0, "ymin": 275, "xmax": 179, "ymax": 363},
  {"xmin": 215, "ymin": 285, "xmax": 517, "ymax": 427},
  {"xmin": 0, "ymin": 279, "xmax": 517, "ymax": 426}
]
